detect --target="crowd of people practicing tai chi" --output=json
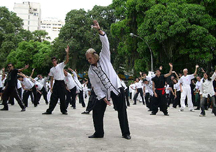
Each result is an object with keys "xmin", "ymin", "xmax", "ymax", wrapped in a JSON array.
[{"xmin": 1, "ymin": 20, "xmax": 216, "ymax": 140}]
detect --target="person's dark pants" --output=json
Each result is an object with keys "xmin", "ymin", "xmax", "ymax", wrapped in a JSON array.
[
  {"xmin": 92, "ymin": 88, "xmax": 130, "ymax": 137},
  {"xmin": 168, "ymin": 92, "xmax": 174, "ymax": 107},
  {"xmin": 8, "ymin": 88, "xmax": 22, "ymax": 105},
  {"xmin": 173, "ymin": 91, "xmax": 181, "ymax": 108},
  {"xmin": 125, "ymin": 88, "xmax": 130, "ymax": 106},
  {"xmin": 85, "ymin": 90, "xmax": 97, "ymax": 112},
  {"xmin": 78, "ymin": 90, "xmax": 85, "ymax": 107},
  {"xmin": 37, "ymin": 87, "xmax": 48, "ymax": 104},
  {"xmin": 46, "ymin": 80, "xmax": 67, "ymax": 113},
  {"xmin": 66, "ymin": 87, "xmax": 76, "ymax": 108},
  {"xmin": 195, "ymin": 93, "xmax": 200, "ymax": 109},
  {"xmin": 133, "ymin": 88, "xmax": 145, "ymax": 104},
  {"xmin": 23, "ymin": 86, "xmax": 38, "ymax": 107},
  {"xmin": 145, "ymin": 93, "xmax": 153, "ymax": 110},
  {"xmin": 2, "ymin": 86, "xmax": 25, "ymax": 110},
  {"xmin": 200, "ymin": 95, "xmax": 216, "ymax": 116},
  {"xmin": 152, "ymin": 90, "xmax": 168, "ymax": 115}
]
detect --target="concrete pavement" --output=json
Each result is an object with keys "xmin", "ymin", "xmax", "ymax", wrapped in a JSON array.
[{"xmin": 0, "ymin": 100, "xmax": 216, "ymax": 152}]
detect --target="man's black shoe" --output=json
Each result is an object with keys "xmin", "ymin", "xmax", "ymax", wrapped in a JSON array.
[
  {"xmin": 164, "ymin": 113, "xmax": 169, "ymax": 116},
  {"xmin": 123, "ymin": 135, "xmax": 131, "ymax": 140},
  {"xmin": 195, "ymin": 108, "xmax": 200, "ymax": 110},
  {"xmin": 62, "ymin": 112, "xmax": 68, "ymax": 115},
  {"xmin": 82, "ymin": 111, "xmax": 90, "ymax": 114},
  {"xmin": 21, "ymin": 109, "xmax": 26, "ymax": 112},
  {"xmin": 0, "ymin": 108, "xmax": 8, "ymax": 111},
  {"xmin": 42, "ymin": 112, "xmax": 52, "ymax": 115},
  {"xmin": 150, "ymin": 113, "xmax": 156, "ymax": 115},
  {"xmin": 88, "ymin": 134, "xmax": 103, "ymax": 138}
]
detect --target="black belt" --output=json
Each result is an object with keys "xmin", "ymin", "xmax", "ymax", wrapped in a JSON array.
[{"xmin": 55, "ymin": 80, "xmax": 64, "ymax": 82}]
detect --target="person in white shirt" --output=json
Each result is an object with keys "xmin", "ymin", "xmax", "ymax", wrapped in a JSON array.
[
  {"xmin": 165, "ymin": 81, "xmax": 170, "ymax": 99},
  {"xmin": 64, "ymin": 70, "xmax": 77, "ymax": 109},
  {"xmin": 120, "ymin": 79, "xmax": 130, "ymax": 107},
  {"xmin": 0, "ymin": 68, "xmax": 6, "ymax": 102},
  {"xmin": 133, "ymin": 78, "xmax": 145, "ymax": 105},
  {"xmin": 86, "ymin": 20, "xmax": 130, "ymax": 140},
  {"xmin": 173, "ymin": 78, "xmax": 181, "ymax": 108},
  {"xmin": 179, "ymin": 65, "xmax": 199, "ymax": 112},
  {"xmin": 130, "ymin": 82, "xmax": 136, "ymax": 100},
  {"xmin": 194, "ymin": 76, "xmax": 201, "ymax": 110},
  {"xmin": 143, "ymin": 79, "xmax": 154, "ymax": 111},
  {"xmin": 199, "ymin": 72, "xmax": 216, "ymax": 117},
  {"xmin": 68, "ymin": 68, "xmax": 86, "ymax": 108},
  {"xmin": 82, "ymin": 80, "xmax": 89, "ymax": 99},
  {"xmin": 18, "ymin": 73, "xmax": 38, "ymax": 107},
  {"xmin": 42, "ymin": 45, "xmax": 69, "ymax": 115}
]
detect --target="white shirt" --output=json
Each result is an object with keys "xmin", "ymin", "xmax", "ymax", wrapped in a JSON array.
[
  {"xmin": 179, "ymin": 74, "xmax": 194, "ymax": 86},
  {"xmin": 72, "ymin": 71, "xmax": 83, "ymax": 91},
  {"xmin": 135, "ymin": 81, "xmax": 143, "ymax": 89},
  {"xmin": 49, "ymin": 62, "xmax": 66, "ymax": 80},
  {"xmin": 144, "ymin": 81, "xmax": 154, "ymax": 96},
  {"xmin": 88, "ymin": 34, "xmax": 122, "ymax": 100},
  {"xmin": 82, "ymin": 83, "xmax": 88, "ymax": 92},
  {"xmin": 17, "ymin": 80, "xmax": 22, "ymax": 89},
  {"xmin": 195, "ymin": 81, "xmax": 201, "ymax": 91},
  {"xmin": 174, "ymin": 82, "xmax": 180, "ymax": 91},
  {"xmin": 64, "ymin": 73, "xmax": 76, "ymax": 90},
  {"xmin": 200, "ymin": 72, "xmax": 216, "ymax": 98},
  {"xmin": 165, "ymin": 84, "xmax": 170, "ymax": 94},
  {"xmin": 35, "ymin": 81, "xmax": 43, "ymax": 91},
  {"xmin": 0, "ymin": 75, "xmax": 3, "ymax": 88},
  {"xmin": 21, "ymin": 78, "xmax": 34, "ymax": 90}
]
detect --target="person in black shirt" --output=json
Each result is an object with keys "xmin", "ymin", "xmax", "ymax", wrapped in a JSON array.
[
  {"xmin": 151, "ymin": 63, "xmax": 173, "ymax": 116},
  {"xmin": 1, "ymin": 63, "xmax": 29, "ymax": 111}
]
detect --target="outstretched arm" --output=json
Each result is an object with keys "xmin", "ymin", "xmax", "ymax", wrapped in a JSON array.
[
  {"xmin": 164, "ymin": 63, "xmax": 173, "ymax": 78},
  {"xmin": 64, "ymin": 45, "xmax": 69, "ymax": 65},
  {"xmin": 18, "ymin": 64, "xmax": 29, "ymax": 72},
  {"xmin": 30, "ymin": 68, "xmax": 35, "ymax": 78},
  {"xmin": 193, "ymin": 65, "xmax": 199, "ymax": 76},
  {"xmin": 172, "ymin": 71, "xmax": 179, "ymax": 80}
]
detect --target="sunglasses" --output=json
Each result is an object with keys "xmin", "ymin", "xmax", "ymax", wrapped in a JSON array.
[{"xmin": 8, "ymin": 66, "xmax": 12, "ymax": 68}]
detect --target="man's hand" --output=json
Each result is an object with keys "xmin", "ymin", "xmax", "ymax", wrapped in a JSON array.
[
  {"xmin": 154, "ymin": 92, "xmax": 158, "ymax": 98},
  {"xmin": 50, "ymin": 88, "xmax": 53, "ymax": 93},
  {"xmin": 32, "ymin": 68, "xmax": 35, "ymax": 72},
  {"xmin": 65, "ymin": 45, "xmax": 69, "ymax": 53},
  {"xmin": 169, "ymin": 63, "xmax": 173, "ymax": 68},
  {"xmin": 92, "ymin": 20, "xmax": 100, "ymax": 30},
  {"xmin": 159, "ymin": 66, "xmax": 163, "ymax": 71},
  {"xmin": 68, "ymin": 68, "xmax": 73, "ymax": 72},
  {"xmin": 172, "ymin": 71, "xmax": 176, "ymax": 74},
  {"xmin": 196, "ymin": 65, "xmax": 199, "ymax": 69},
  {"xmin": 104, "ymin": 98, "xmax": 111, "ymax": 106}
]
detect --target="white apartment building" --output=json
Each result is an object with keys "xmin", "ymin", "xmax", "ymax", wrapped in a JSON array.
[
  {"xmin": 41, "ymin": 18, "xmax": 65, "ymax": 41},
  {"xmin": 13, "ymin": 1, "xmax": 41, "ymax": 32}
]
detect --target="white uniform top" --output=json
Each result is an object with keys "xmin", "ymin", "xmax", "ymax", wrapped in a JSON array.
[
  {"xmin": 200, "ymin": 72, "xmax": 216, "ymax": 98},
  {"xmin": 17, "ymin": 80, "xmax": 22, "ymax": 89},
  {"xmin": 21, "ymin": 78, "xmax": 34, "ymax": 90},
  {"xmin": 135, "ymin": 81, "xmax": 143, "ymax": 89},
  {"xmin": 129, "ymin": 84, "xmax": 135, "ymax": 92},
  {"xmin": 64, "ymin": 73, "xmax": 76, "ymax": 90},
  {"xmin": 72, "ymin": 71, "xmax": 83, "ymax": 91},
  {"xmin": 0, "ymin": 75, "xmax": 3, "ymax": 88},
  {"xmin": 49, "ymin": 62, "xmax": 66, "ymax": 80},
  {"xmin": 88, "ymin": 34, "xmax": 122, "ymax": 100},
  {"xmin": 121, "ymin": 80, "xmax": 127, "ymax": 90},
  {"xmin": 35, "ymin": 81, "xmax": 43, "ymax": 91},
  {"xmin": 174, "ymin": 82, "xmax": 181, "ymax": 92},
  {"xmin": 144, "ymin": 81, "xmax": 154, "ymax": 96},
  {"xmin": 195, "ymin": 81, "xmax": 201, "ymax": 91},
  {"xmin": 165, "ymin": 84, "xmax": 170, "ymax": 94},
  {"xmin": 82, "ymin": 83, "xmax": 88, "ymax": 92},
  {"xmin": 179, "ymin": 74, "xmax": 194, "ymax": 86}
]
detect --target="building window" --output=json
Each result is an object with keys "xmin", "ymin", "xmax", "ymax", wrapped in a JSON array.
[{"xmin": 33, "ymin": 9, "xmax": 37, "ymax": 11}]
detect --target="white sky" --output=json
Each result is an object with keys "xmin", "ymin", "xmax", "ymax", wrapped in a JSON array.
[{"xmin": 0, "ymin": 0, "xmax": 113, "ymax": 20}]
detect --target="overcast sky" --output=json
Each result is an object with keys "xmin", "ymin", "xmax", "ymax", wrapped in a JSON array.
[{"xmin": 0, "ymin": 0, "xmax": 113, "ymax": 20}]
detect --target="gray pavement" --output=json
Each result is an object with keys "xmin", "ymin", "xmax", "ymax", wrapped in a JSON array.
[{"xmin": 0, "ymin": 99, "xmax": 216, "ymax": 152}]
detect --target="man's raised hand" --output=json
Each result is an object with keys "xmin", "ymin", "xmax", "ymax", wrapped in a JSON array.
[
  {"xmin": 65, "ymin": 45, "xmax": 69, "ymax": 53},
  {"xmin": 92, "ymin": 20, "xmax": 100, "ymax": 30}
]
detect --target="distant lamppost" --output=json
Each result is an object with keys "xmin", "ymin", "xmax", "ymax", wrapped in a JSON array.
[{"xmin": 130, "ymin": 33, "xmax": 153, "ymax": 72}]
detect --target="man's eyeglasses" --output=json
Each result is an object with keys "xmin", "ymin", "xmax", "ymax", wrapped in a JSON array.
[{"xmin": 8, "ymin": 66, "xmax": 12, "ymax": 68}]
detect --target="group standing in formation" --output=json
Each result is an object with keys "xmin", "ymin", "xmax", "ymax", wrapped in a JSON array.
[{"xmin": 1, "ymin": 20, "xmax": 216, "ymax": 140}]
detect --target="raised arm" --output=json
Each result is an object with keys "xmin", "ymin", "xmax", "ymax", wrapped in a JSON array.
[
  {"xmin": 17, "ymin": 72, "xmax": 27, "ymax": 78},
  {"xmin": 2, "ymin": 68, "xmax": 5, "ymax": 81},
  {"xmin": 18, "ymin": 64, "xmax": 29, "ymax": 72},
  {"xmin": 164, "ymin": 63, "xmax": 173, "ymax": 78},
  {"xmin": 64, "ymin": 45, "xmax": 69, "ymax": 65},
  {"xmin": 193, "ymin": 65, "xmax": 199, "ymax": 76},
  {"xmin": 30, "ymin": 68, "xmax": 35, "ymax": 78},
  {"xmin": 68, "ymin": 68, "xmax": 78, "ymax": 79},
  {"xmin": 172, "ymin": 71, "xmax": 179, "ymax": 80}
]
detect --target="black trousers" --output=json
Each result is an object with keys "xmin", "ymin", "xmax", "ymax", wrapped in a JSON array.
[
  {"xmin": 85, "ymin": 90, "xmax": 97, "ymax": 112},
  {"xmin": 145, "ymin": 93, "xmax": 153, "ymax": 110},
  {"xmin": 78, "ymin": 90, "xmax": 85, "ymax": 107},
  {"xmin": 46, "ymin": 80, "xmax": 67, "ymax": 113},
  {"xmin": 152, "ymin": 90, "xmax": 168, "ymax": 115},
  {"xmin": 9, "ymin": 88, "xmax": 22, "ymax": 105},
  {"xmin": 66, "ymin": 87, "xmax": 77, "ymax": 108},
  {"xmin": 168, "ymin": 92, "xmax": 174, "ymax": 107},
  {"xmin": 173, "ymin": 91, "xmax": 181, "ymax": 108},
  {"xmin": 92, "ymin": 88, "xmax": 130, "ymax": 137},
  {"xmin": 2, "ymin": 86, "xmax": 25, "ymax": 110},
  {"xmin": 23, "ymin": 86, "xmax": 38, "ymax": 107},
  {"xmin": 37, "ymin": 87, "xmax": 48, "ymax": 104},
  {"xmin": 125, "ymin": 88, "xmax": 130, "ymax": 106},
  {"xmin": 133, "ymin": 88, "xmax": 145, "ymax": 104}
]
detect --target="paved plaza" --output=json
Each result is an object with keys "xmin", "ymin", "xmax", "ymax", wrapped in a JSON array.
[{"xmin": 0, "ymin": 99, "xmax": 216, "ymax": 152}]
